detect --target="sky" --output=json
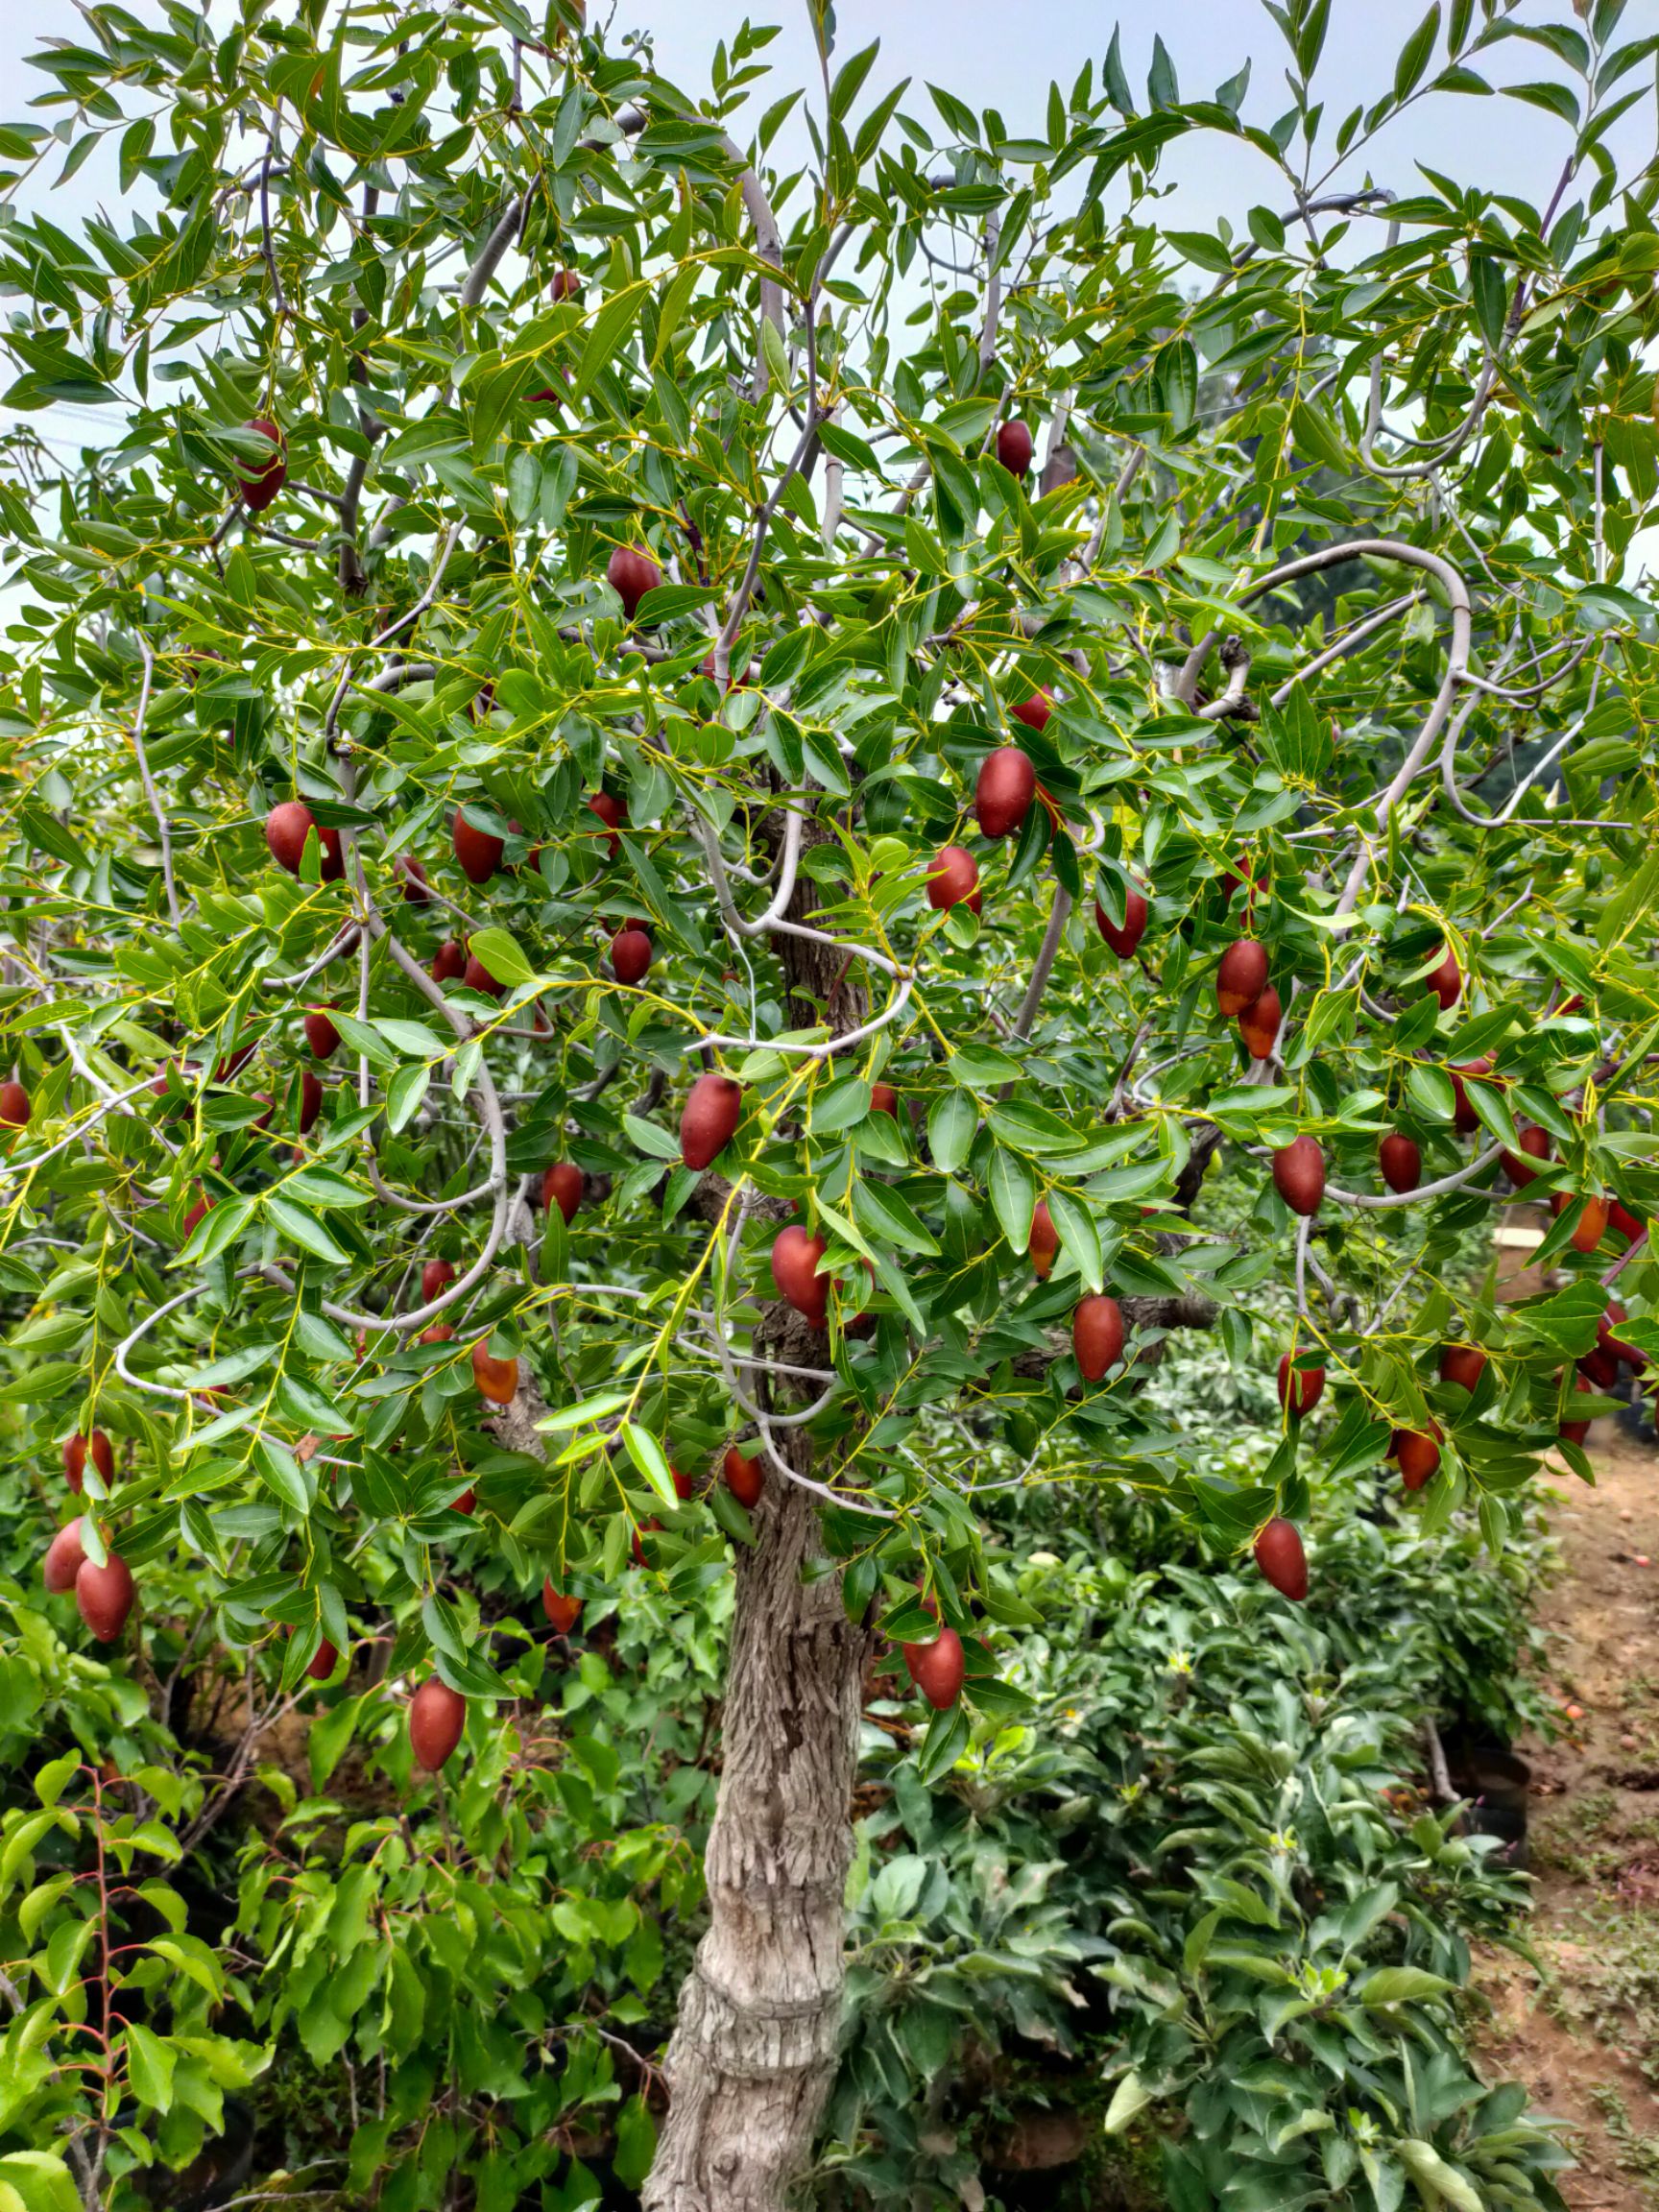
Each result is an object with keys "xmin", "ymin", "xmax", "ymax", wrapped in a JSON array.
[{"xmin": 0, "ymin": 2, "xmax": 1652, "ymax": 517}]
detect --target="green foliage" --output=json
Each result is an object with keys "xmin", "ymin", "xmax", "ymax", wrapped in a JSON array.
[
  {"xmin": 0, "ymin": 0, "xmax": 1654, "ymax": 2200},
  {"xmin": 823, "ymin": 1479, "xmax": 1562, "ymax": 2209}
]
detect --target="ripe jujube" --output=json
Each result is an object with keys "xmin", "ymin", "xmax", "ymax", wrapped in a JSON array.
[
  {"xmin": 1010, "ymin": 691, "xmax": 1053, "ymax": 733},
  {"xmin": 1253, "ymin": 1518, "xmax": 1308, "ymax": 1601},
  {"xmin": 974, "ymin": 746, "xmax": 1036, "ymax": 839},
  {"xmin": 266, "ymin": 800, "xmax": 344, "ymax": 881},
  {"xmin": 421, "ymin": 1259, "xmax": 455, "ymax": 1303},
  {"xmin": 303, "ymin": 1008, "xmax": 341, "ymax": 1060},
  {"xmin": 452, "ymin": 806, "xmax": 505, "ymax": 885},
  {"xmin": 902, "ymin": 1624, "xmax": 966, "ymax": 1710},
  {"xmin": 722, "ymin": 1445, "xmax": 764, "ymax": 1509},
  {"xmin": 607, "ymin": 544, "xmax": 661, "ymax": 618},
  {"xmin": 1425, "ymin": 944, "xmax": 1462, "ymax": 1010},
  {"xmin": 611, "ymin": 926, "xmax": 653, "ymax": 986},
  {"xmin": 995, "ymin": 418, "xmax": 1034, "ymax": 475},
  {"xmin": 926, "ymin": 845, "xmax": 981, "ymax": 916},
  {"xmin": 1501, "ymin": 1124, "xmax": 1549, "ymax": 1187},
  {"xmin": 543, "ymin": 1163, "xmax": 583, "ymax": 1224},
  {"xmin": 542, "ymin": 1580, "xmax": 583, "ymax": 1634},
  {"xmin": 1392, "ymin": 1425, "xmax": 1441, "ymax": 1491},
  {"xmin": 432, "ymin": 940, "xmax": 467, "ymax": 984},
  {"xmin": 76, "ymin": 1551, "xmax": 134, "ymax": 1642},
  {"xmin": 1379, "ymin": 1133, "xmax": 1422, "ymax": 1193},
  {"xmin": 43, "ymin": 1519, "xmax": 86, "ymax": 1594},
  {"xmin": 1028, "ymin": 1199, "xmax": 1059, "ymax": 1281},
  {"xmin": 587, "ymin": 790, "xmax": 626, "ymax": 857},
  {"xmin": 1271, "ymin": 1136, "xmax": 1325, "ymax": 1217},
  {"xmin": 1072, "ymin": 1293, "xmax": 1125, "ymax": 1382},
  {"xmin": 63, "ymin": 1431, "xmax": 114, "ymax": 1494},
  {"xmin": 464, "ymin": 949, "xmax": 505, "ymax": 998},
  {"xmin": 1238, "ymin": 986, "xmax": 1282, "ymax": 1060},
  {"xmin": 471, "ymin": 1341, "xmax": 518, "ymax": 1403},
  {"xmin": 1439, "ymin": 1345, "xmax": 1486, "ymax": 1392},
  {"xmin": 1276, "ymin": 1356, "xmax": 1324, "ymax": 1418},
  {"xmin": 236, "ymin": 415, "xmax": 286, "ymax": 511},
  {"xmin": 408, "ymin": 1677, "xmax": 467, "ymax": 1771},
  {"xmin": 771, "ymin": 1225, "xmax": 830, "ymax": 1327},
  {"xmin": 0, "ymin": 1078, "xmax": 29, "ymax": 1130},
  {"xmin": 1215, "ymin": 939, "xmax": 1268, "ymax": 1018},
  {"xmin": 681, "ymin": 1072, "xmax": 744, "ymax": 1171},
  {"xmin": 1095, "ymin": 887, "xmax": 1149, "ymax": 959},
  {"xmin": 870, "ymin": 1083, "xmax": 899, "ymax": 1118}
]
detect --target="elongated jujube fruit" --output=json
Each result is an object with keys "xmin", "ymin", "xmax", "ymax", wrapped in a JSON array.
[
  {"xmin": 902, "ymin": 1624, "xmax": 966, "ymax": 1710},
  {"xmin": 542, "ymin": 1580, "xmax": 583, "ymax": 1635},
  {"xmin": 0, "ymin": 1079, "xmax": 29, "ymax": 1129},
  {"xmin": 1276, "ymin": 1356, "xmax": 1324, "ymax": 1418},
  {"xmin": 1253, "ymin": 1518, "xmax": 1307, "ymax": 1600},
  {"xmin": 975, "ymin": 747, "xmax": 1036, "ymax": 839},
  {"xmin": 926, "ymin": 845, "xmax": 981, "ymax": 916},
  {"xmin": 452, "ymin": 806, "xmax": 505, "ymax": 884},
  {"xmin": 237, "ymin": 415, "xmax": 286, "ymax": 511},
  {"xmin": 471, "ymin": 1341, "xmax": 518, "ymax": 1403},
  {"xmin": 681, "ymin": 1072, "xmax": 743, "ymax": 1171},
  {"xmin": 1095, "ymin": 887, "xmax": 1149, "ymax": 959},
  {"xmin": 996, "ymin": 419, "xmax": 1034, "ymax": 475},
  {"xmin": 63, "ymin": 1431, "xmax": 114, "ymax": 1494},
  {"xmin": 409, "ymin": 1677, "xmax": 467, "ymax": 1771},
  {"xmin": 1072, "ymin": 1293, "xmax": 1124, "ymax": 1382},
  {"xmin": 1216, "ymin": 938, "xmax": 1268, "ymax": 1018},
  {"xmin": 543, "ymin": 1163, "xmax": 583, "ymax": 1223},
  {"xmin": 771, "ymin": 1225, "xmax": 829, "ymax": 1327},
  {"xmin": 1379, "ymin": 1133, "xmax": 1422, "ymax": 1193},
  {"xmin": 1272, "ymin": 1136, "xmax": 1325, "ymax": 1216},
  {"xmin": 607, "ymin": 544, "xmax": 661, "ymax": 617},
  {"xmin": 722, "ymin": 1445, "xmax": 764, "ymax": 1509},
  {"xmin": 1392, "ymin": 1424, "xmax": 1441, "ymax": 1491},
  {"xmin": 1439, "ymin": 1345, "xmax": 1486, "ymax": 1391},
  {"xmin": 266, "ymin": 800, "xmax": 343, "ymax": 881},
  {"xmin": 43, "ymin": 1518, "xmax": 86, "ymax": 1594},
  {"xmin": 1238, "ymin": 986, "xmax": 1282, "ymax": 1060},
  {"xmin": 1028, "ymin": 1199, "xmax": 1059, "ymax": 1280},
  {"xmin": 76, "ymin": 1551, "xmax": 134, "ymax": 1642},
  {"xmin": 1501, "ymin": 1124, "xmax": 1549, "ymax": 1187},
  {"xmin": 1426, "ymin": 944, "xmax": 1462, "ymax": 1010},
  {"xmin": 611, "ymin": 926, "xmax": 653, "ymax": 985},
  {"xmin": 1011, "ymin": 691, "xmax": 1053, "ymax": 732}
]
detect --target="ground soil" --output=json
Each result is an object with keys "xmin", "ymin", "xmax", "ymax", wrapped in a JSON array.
[{"xmin": 1476, "ymin": 1421, "xmax": 1659, "ymax": 2210}]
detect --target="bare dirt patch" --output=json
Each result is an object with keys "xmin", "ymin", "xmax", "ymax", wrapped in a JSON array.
[{"xmin": 1476, "ymin": 1424, "xmax": 1659, "ymax": 2211}]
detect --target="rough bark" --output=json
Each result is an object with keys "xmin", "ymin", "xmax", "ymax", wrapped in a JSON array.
[{"xmin": 644, "ymin": 820, "xmax": 872, "ymax": 2212}]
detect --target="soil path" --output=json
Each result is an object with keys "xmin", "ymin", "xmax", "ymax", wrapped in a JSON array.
[{"xmin": 1477, "ymin": 1425, "xmax": 1659, "ymax": 2210}]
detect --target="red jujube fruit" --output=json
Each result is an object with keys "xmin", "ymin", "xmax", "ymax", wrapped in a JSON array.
[
  {"xmin": 1073, "ymin": 1294, "xmax": 1125, "ymax": 1382},
  {"xmin": 681, "ymin": 1072, "xmax": 743, "ymax": 1171},
  {"xmin": 1253, "ymin": 1518, "xmax": 1308, "ymax": 1600},
  {"xmin": 771, "ymin": 1225, "xmax": 830, "ymax": 1327},
  {"xmin": 409, "ymin": 1677, "xmax": 467, "ymax": 1771},
  {"xmin": 1272, "ymin": 1136, "xmax": 1325, "ymax": 1216},
  {"xmin": 902, "ymin": 1624, "xmax": 966, "ymax": 1710},
  {"xmin": 975, "ymin": 747, "xmax": 1037, "ymax": 839}
]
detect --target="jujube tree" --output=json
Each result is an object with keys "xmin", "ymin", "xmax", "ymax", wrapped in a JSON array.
[{"xmin": 1, "ymin": 0, "xmax": 1657, "ymax": 2206}]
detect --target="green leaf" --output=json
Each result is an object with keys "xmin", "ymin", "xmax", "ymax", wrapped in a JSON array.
[
  {"xmin": 467, "ymin": 926, "xmax": 533, "ymax": 988},
  {"xmin": 1105, "ymin": 2068, "xmax": 1153, "ymax": 2133},
  {"xmin": 570, "ymin": 278, "xmax": 652, "ymax": 405},
  {"xmin": 987, "ymin": 1147, "xmax": 1036, "ymax": 1259},
  {"xmin": 928, "ymin": 1089, "xmax": 978, "ymax": 1174},
  {"xmin": 266, "ymin": 1195, "xmax": 351, "ymax": 1264},
  {"xmin": 123, "ymin": 2021, "xmax": 177, "ymax": 2112},
  {"xmin": 851, "ymin": 1176, "xmax": 940, "ymax": 1257},
  {"xmin": 621, "ymin": 1423, "xmax": 680, "ymax": 1511},
  {"xmin": 1046, "ymin": 1190, "xmax": 1102, "ymax": 1292},
  {"xmin": 1358, "ymin": 1966, "xmax": 1455, "ymax": 2004}
]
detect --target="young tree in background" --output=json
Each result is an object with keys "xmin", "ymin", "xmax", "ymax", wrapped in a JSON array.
[{"xmin": 0, "ymin": 1, "xmax": 1656, "ymax": 2206}]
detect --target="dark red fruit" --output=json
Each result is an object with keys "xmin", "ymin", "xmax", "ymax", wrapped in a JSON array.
[
  {"xmin": 975, "ymin": 746, "xmax": 1037, "ymax": 840},
  {"xmin": 1393, "ymin": 1425, "xmax": 1441, "ymax": 1491},
  {"xmin": 1073, "ymin": 1294, "xmax": 1125, "ymax": 1382},
  {"xmin": 1578, "ymin": 1345, "xmax": 1620, "ymax": 1389},
  {"xmin": 237, "ymin": 415, "xmax": 286, "ymax": 511},
  {"xmin": 542, "ymin": 1580, "xmax": 583, "ymax": 1634},
  {"xmin": 1095, "ymin": 888, "xmax": 1149, "ymax": 959},
  {"xmin": 1559, "ymin": 1374, "xmax": 1596, "ymax": 1446},
  {"xmin": 1253, "ymin": 1518, "xmax": 1307, "ymax": 1600},
  {"xmin": 395, "ymin": 855, "xmax": 431, "ymax": 905},
  {"xmin": 1609, "ymin": 1200, "xmax": 1647, "ymax": 1246},
  {"xmin": 1029, "ymin": 1199, "xmax": 1059, "ymax": 1281},
  {"xmin": 902, "ymin": 1623, "xmax": 966, "ymax": 1710},
  {"xmin": 299, "ymin": 1070, "xmax": 325, "ymax": 1141},
  {"xmin": 43, "ymin": 1519, "xmax": 85, "ymax": 1594},
  {"xmin": 1010, "ymin": 691, "xmax": 1053, "ymax": 733},
  {"xmin": 421, "ymin": 1260, "xmax": 456, "ymax": 1303},
  {"xmin": 180, "ymin": 1191, "xmax": 213, "ymax": 1238},
  {"xmin": 452, "ymin": 806, "xmax": 505, "ymax": 885},
  {"xmin": 1215, "ymin": 939, "xmax": 1268, "ymax": 1018},
  {"xmin": 1566, "ymin": 1194, "xmax": 1610, "ymax": 1255},
  {"xmin": 870, "ymin": 1083, "xmax": 899, "ymax": 1118},
  {"xmin": 464, "ymin": 949, "xmax": 505, "ymax": 999},
  {"xmin": 451, "ymin": 1485, "xmax": 476, "ymax": 1516},
  {"xmin": 772, "ymin": 1225, "xmax": 830, "ymax": 1327},
  {"xmin": 1439, "ymin": 1345, "xmax": 1486, "ymax": 1392},
  {"xmin": 550, "ymin": 268, "xmax": 582, "ymax": 301},
  {"xmin": 408, "ymin": 1677, "xmax": 467, "ymax": 1771},
  {"xmin": 996, "ymin": 418, "xmax": 1034, "ymax": 474},
  {"xmin": 1449, "ymin": 1058, "xmax": 1492, "ymax": 1135},
  {"xmin": 607, "ymin": 544, "xmax": 661, "ymax": 618},
  {"xmin": 1272, "ymin": 1136, "xmax": 1325, "ymax": 1217},
  {"xmin": 1426, "ymin": 944, "xmax": 1462, "ymax": 1010},
  {"xmin": 1379, "ymin": 1133, "xmax": 1422, "ymax": 1193},
  {"xmin": 1501, "ymin": 1124, "xmax": 1549, "ymax": 1188},
  {"xmin": 1276, "ymin": 1356, "xmax": 1324, "ymax": 1418},
  {"xmin": 926, "ymin": 845, "xmax": 981, "ymax": 916},
  {"xmin": 681, "ymin": 1072, "xmax": 743, "ymax": 1171},
  {"xmin": 76, "ymin": 1551, "xmax": 134, "ymax": 1642},
  {"xmin": 63, "ymin": 1431, "xmax": 114, "ymax": 1494},
  {"xmin": 303, "ymin": 1008, "xmax": 341, "ymax": 1060},
  {"xmin": 306, "ymin": 1637, "xmax": 339, "ymax": 1682},
  {"xmin": 432, "ymin": 940, "xmax": 467, "ymax": 984},
  {"xmin": 266, "ymin": 800, "xmax": 343, "ymax": 881},
  {"xmin": 0, "ymin": 1079, "xmax": 29, "ymax": 1129},
  {"xmin": 587, "ymin": 790, "xmax": 626, "ymax": 857},
  {"xmin": 1599, "ymin": 1301, "xmax": 1647, "ymax": 1371},
  {"xmin": 722, "ymin": 1444, "xmax": 764, "ymax": 1509},
  {"xmin": 543, "ymin": 1163, "xmax": 583, "ymax": 1224},
  {"xmin": 420, "ymin": 1323, "xmax": 456, "ymax": 1347},
  {"xmin": 611, "ymin": 926, "xmax": 653, "ymax": 986},
  {"xmin": 1238, "ymin": 986, "xmax": 1282, "ymax": 1061}
]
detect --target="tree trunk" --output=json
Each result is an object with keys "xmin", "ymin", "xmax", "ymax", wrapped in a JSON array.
[
  {"xmin": 641, "ymin": 1466, "xmax": 868, "ymax": 2210},
  {"xmin": 645, "ymin": 816, "xmax": 870, "ymax": 2211}
]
